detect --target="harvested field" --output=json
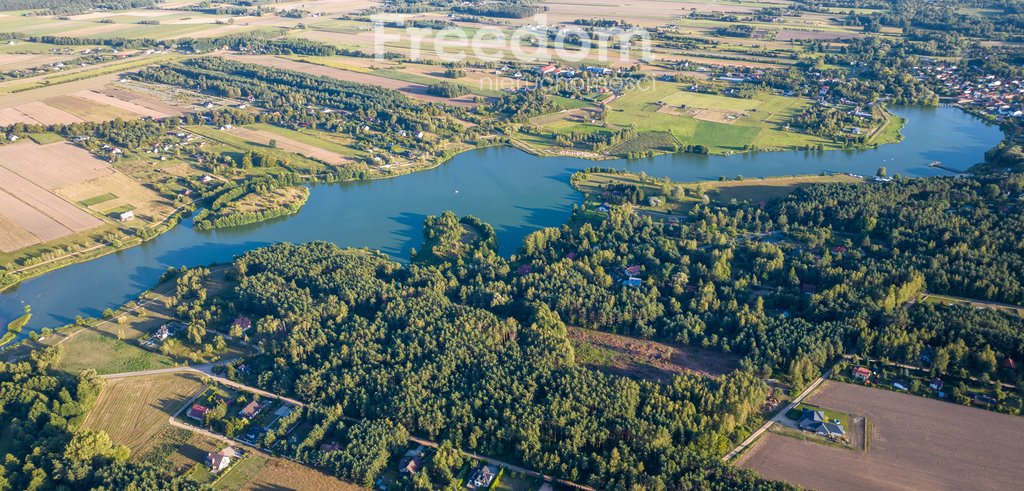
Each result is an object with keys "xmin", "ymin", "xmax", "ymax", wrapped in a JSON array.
[
  {"xmin": 0, "ymin": 141, "xmax": 112, "ymax": 189},
  {"xmin": 239, "ymin": 55, "xmax": 478, "ymax": 107},
  {"xmin": 56, "ymin": 172, "xmax": 170, "ymax": 220},
  {"xmin": 0, "ymin": 166, "xmax": 101, "ymax": 230},
  {"xmin": 0, "ymin": 187, "xmax": 75, "ymax": 245},
  {"xmin": 44, "ymin": 93, "xmax": 142, "ymax": 121},
  {"xmin": 73, "ymin": 89, "xmax": 174, "ymax": 119},
  {"xmin": 0, "ymin": 213, "xmax": 39, "ymax": 252},
  {"xmin": 97, "ymin": 87, "xmax": 185, "ymax": 117},
  {"xmin": 225, "ymin": 126, "xmax": 354, "ymax": 165},
  {"xmin": 0, "ymin": 53, "xmax": 66, "ymax": 71},
  {"xmin": 737, "ymin": 381, "xmax": 1024, "ymax": 490},
  {"xmin": 83, "ymin": 372, "xmax": 206, "ymax": 454},
  {"xmin": 240, "ymin": 458, "xmax": 363, "ymax": 491},
  {"xmin": 569, "ymin": 326, "xmax": 738, "ymax": 381},
  {"xmin": 15, "ymin": 100, "xmax": 85, "ymax": 124}
]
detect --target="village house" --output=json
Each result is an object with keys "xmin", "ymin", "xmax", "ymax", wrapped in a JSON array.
[
  {"xmin": 187, "ymin": 404, "xmax": 209, "ymax": 421},
  {"xmin": 467, "ymin": 464, "xmax": 499, "ymax": 489},
  {"xmin": 892, "ymin": 379, "xmax": 910, "ymax": 391},
  {"xmin": 851, "ymin": 366, "xmax": 871, "ymax": 381},
  {"xmin": 398, "ymin": 446, "xmax": 425, "ymax": 474},
  {"xmin": 622, "ymin": 277, "xmax": 642, "ymax": 288},
  {"xmin": 118, "ymin": 211, "xmax": 135, "ymax": 222},
  {"xmin": 239, "ymin": 400, "xmax": 264, "ymax": 419},
  {"xmin": 207, "ymin": 448, "xmax": 234, "ymax": 473},
  {"xmin": 797, "ymin": 408, "xmax": 845, "ymax": 438}
]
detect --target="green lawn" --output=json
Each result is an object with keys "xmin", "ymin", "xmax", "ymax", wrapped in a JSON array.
[
  {"xmin": 80, "ymin": 193, "xmax": 118, "ymax": 207},
  {"xmin": 247, "ymin": 123, "xmax": 365, "ymax": 158},
  {"xmin": 56, "ymin": 329, "xmax": 175, "ymax": 375},
  {"xmin": 213, "ymin": 455, "xmax": 269, "ymax": 491}
]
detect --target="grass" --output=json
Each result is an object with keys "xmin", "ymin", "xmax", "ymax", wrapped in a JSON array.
[
  {"xmin": 83, "ymin": 372, "xmax": 206, "ymax": 454},
  {"xmin": 26, "ymin": 132, "xmax": 65, "ymax": 145},
  {"xmin": 80, "ymin": 193, "xmax": 119, "ymax": 207},
  {"xmin": 213, "ymin": 455, "xmax": 269, "ymax": 491},
  {"xmin": 56, "ymin": 329, "xmax": 175, "ymax": 375},
  {"xmin": 247, "ymin": 123, "xmax": 364, "ymax": 157},
  {"xmin": 606, "ymin": 131, "xmax": 681, "ymax": 156}
]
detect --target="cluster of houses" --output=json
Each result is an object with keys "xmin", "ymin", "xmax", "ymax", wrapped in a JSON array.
[
  {"xmin": 914, "ymin": 61, "xmax": 1024, "ymax": 121},
  {"xmin": 851, "ymin": 364, "xmax": 1010, "ymax": 408}
]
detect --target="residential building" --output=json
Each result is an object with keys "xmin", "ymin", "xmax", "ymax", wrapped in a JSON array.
[
  {"xmin": 851, "ymin": 366, "xmax": 871, "ymax": 381},
  {"xmin": 239, "ymin": 400, "xmax": 263, "ymax": 419},
  {"xmin": 188, "ymin": 404, "xmax": 209, "ymax": 421},
  {"xmin": 207, "ymin": 448, "xmax": 233, "ymax": 473}
]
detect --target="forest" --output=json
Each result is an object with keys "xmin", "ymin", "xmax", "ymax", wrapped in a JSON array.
[{"xmin": 145, "ymin": 169, "xmax": 1024, "ymax": 488}]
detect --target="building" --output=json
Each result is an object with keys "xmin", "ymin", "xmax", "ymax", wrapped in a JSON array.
[
  {"xmin": 467, "ymin": 464, "xmax": 498, "ymax": 488},
  {"xmin": 622, "ymin": 277, "xmax": 642, "ymax": 288},
  {"xmin": 319, "ymin": 442, "xmax": 340, "ymax": 452},
  {"xmin": 538, "ymin": 64, "xmax": 557, "ymax": 75},
  {"xmin": 239, "ymin": 400, "xmax": 263, "ymax": 419},
  {"xmin": 207, "ymin": 448, "xmax": 233, "ymax": 473},
  {"xmin": 797, "ymin": 408, "xmax": 845, "ymax": 438},
  {"xmin": 232, "ymin": 316, "xmax": 252, "ymax": 334},
  {"xmin": 929, "ymin": 378, "xmax": 944, "ymax": 391},
  {"xmin": 851, "ymin": 366, "xmax": 871, "ymax": 381},
  {"xmin": 892, "ymin": 379, "xmax": 910, "ymax": 391},
  {"xmin": 624, "ymin": 265, "xmax": 642, "ymax": 276},
  {"xmin": 398, "ymin": 446, "xmax": 425, "ymax": 474},
  {"xmin": 119, "ymin": 211, "xmax": 135, "ymax": 222},
  {"xmin": 188, "ymin": 404, "xmax": 209, "ymax": 421}
]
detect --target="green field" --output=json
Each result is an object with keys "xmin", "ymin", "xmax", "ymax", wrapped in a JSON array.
[
  {"xmin": 56, "ymin": 329, "xmax": 174, "ymax": 375},
  {"xmin": 80, "ymin": 193, "xmax": 119, "ymax": 207}
]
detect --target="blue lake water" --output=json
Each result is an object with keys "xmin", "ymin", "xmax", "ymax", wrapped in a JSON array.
[{"xmin": 0, "ymin": 106, "xmax": 1003, "ymax": 330}]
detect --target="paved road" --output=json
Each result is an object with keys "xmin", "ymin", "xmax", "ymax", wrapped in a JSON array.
[{"xmin": 722, "ymin": 368, "xmax": 833, "ymax": 462}]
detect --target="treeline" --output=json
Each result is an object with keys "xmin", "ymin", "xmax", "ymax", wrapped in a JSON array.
[
  {"xmin": 452, "ymin": 2, "xmax": 542, "ymax": 18},
  {"xmin": 0, "ymin": 347, "xmax": 204, "ymax": 490},
  {"xmin": 0, "ymin": 0, "xmax": 157, "ymax": 15},
  {"xmin": 194, "ymin": 174, "xmax": 309, "ymax": 230}
]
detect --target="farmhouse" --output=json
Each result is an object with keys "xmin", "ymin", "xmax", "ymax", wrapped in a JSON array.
[
  {"xmin": 239, "ymin": 400, "xmax": 264, "ymax": 419},
  {"xmin": 118, "ymin": 211, "xmax": 135, "ymax": 222},
  {"xmin": 207, "ymin": 448, "xmax": 233, "ymax": 473},
  {"xmin": 623, "ymin": 277, "xmax": 643, "ymax": 288},
  {"xmin": 624, "ymin": 265, "xmax": 642, "ymax": 276},
  {"xmin": 188, "ymin": 404, "xmax": 209, "ymax": 420},
  {"xmin": 468, "ymin": 464, "xmax": 499, "ymax": 488},
  {"xmin": 798, "ymin": 408, "xmax": 845, "ymax": 437},
  {"xmin": 851, "ymin": 366, "xmax": 871, "ymax": 381},
  {"xmin": 398, "ymin": 446, "xmax": 425, "ymax": 474}
]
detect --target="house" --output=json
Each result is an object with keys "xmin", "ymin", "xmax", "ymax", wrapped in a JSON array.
[
  {"xmin": 798, "ymin": 408, "xmax": 845, "ymax": 437},
  {"xmin": 892, "ymin": 379, "xmax": 910, "ymax": 391},
  {"xmin": 929, "ymin": 378, "xmax": 944, "ymax": 391},
  {"xmin": 538, "ymin": 64, "xmax": 557, "ymax": 75},
  {"xmin": 119, "ymin": 211, "xmax": 135, "ymax": 222},
  {"xmin": 467, "ymin": 464, "xmax": 498, "ymax": 488},
  {"xmin": 398, "ymin": 446, "xmax": 424, "ymax": 474},
  {"xmin": 851, "ymin": 366, "xmax": 871, "ymax": 381},
  {"xmin": 971, "ymin": 393, "xmax": 997, "ymax": 407},
  {"xmin": 831, "ymin": 246, "xmax": 848, "ymax": 254},
  {"xmin": 232, "ymin": 316, "xmax": 252, "ymax": 333},
  {"xmin": 516, "ymin": 264, "xmax": 532, "ymax": 276},
  {"xmin": 1001, "ymin": 357, "xmax": 1016, "ymax": 370},
  {"xmin": 624, "ymin": 265, "xmax": 642, "ymax": 276},
  {"xmin": 239, "ymin": 400, "xmax": 263, "ymax": 419},
  {"xmin": 596, "ymin": 202, "xmax": 611, "ymax": 213},
  {"xmin": 207, "ymin": 448, "xmax": 233, "ymax": 473},
  {"xmin": 801, "ymin": 283, "xmax": 817, "ymax": 295},
  {"xmin": 622, "ymin": 277, "xmax": 642, "ymax": 288},
  {"xmin": 201, "ymin": 175, "xmax": 215, "ymax": 183},
  {"xmin": 188, "ymin": 404, "xmax": 209, "ymax": 420}
]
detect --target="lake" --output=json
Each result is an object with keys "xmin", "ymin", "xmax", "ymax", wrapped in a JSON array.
[{"xmin": 0, "ymin": 107, "xmax": 1003, "ymax": 330}]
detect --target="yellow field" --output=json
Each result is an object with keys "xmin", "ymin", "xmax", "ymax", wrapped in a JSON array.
[{"xmin": 83, "ymin": 372, "xmax": 206, "ymax": 454}]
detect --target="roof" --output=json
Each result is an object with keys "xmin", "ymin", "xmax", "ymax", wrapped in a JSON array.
[
  {"xmin": 188, "ymin": 404, "xmax": 209, "ymax": 419},
  {"xmin": 239, "ymin": 400, "xmax": 262, "ymax": 418},
  {"xmin": 622, "ymin": 277, "xmax": 642, "ymax": 288},
  {"xmin": 852, "ymin": 366, "xmax": 871, "ymax": 377},
  {"xmin": 208, "ymin": 451, "xmax": 231, "ymax": 469}
]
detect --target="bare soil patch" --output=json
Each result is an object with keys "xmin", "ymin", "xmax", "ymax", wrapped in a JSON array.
[
  {"xmin": 569, "ymin": 326, "xmax": 738, "ymax": 381},
  {"xmin": 44, "ymin": 94, "xmax": 141, "ymax": 121},
  {"xmin": 0, "ymin": 167, "xmax": 102, "ymax": 233},
  {"xmin": 737, "ymin": 381, "xmax": 1024, "ymax": 490},
  {"xmin": 97, "ymin": 87, "xmax": 185, "ymax": 118},
  {"xmin": 74, "ymin": 89, "xmax": 173, "ymax": 119},
  {"xmin": 0, "ymin": 141, "xmax": 113, "ymax": 190},
  {"xmin": 687, "ymin": 107, "xmax": 746, "ymax": 124},
  {"xmin": 15, "ymin": 100, "xmax": 86, "ymax": 124}
]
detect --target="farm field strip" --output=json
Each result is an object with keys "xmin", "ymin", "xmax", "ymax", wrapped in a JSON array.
[
  {"xmin": 0, "ymin": 142, "xmax": 113, "ymax": 189},
  {"xmin": 225, "ymin": 126, "xmax": 355, "ymax": 165},
  {"xmin": 0, "ymin": 167, "xmax": 103, "ymax": 232},
  {"xmin": 73, "ymin": 89, "xmax": 173, "ymax": 119},
  {"xmin": 737, "ymin": 381, "xmax": 1024, "ymax": 490},
  {"xmin": 14, "ymin": 100, "xmax": 85, "ymax": 124},
  {"xmin": 0, "ymin": 187, "xmax": 73, "ymax": 245},
  {"xmin": 0, "ymin": 213, "xmax": 40, "ymax": 252}
]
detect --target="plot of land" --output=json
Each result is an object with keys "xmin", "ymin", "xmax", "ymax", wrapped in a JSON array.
[
  {"xmin": 239, "ymin": 55, "xmax": 479, "ymax": 107},
  {"xmin": 74, "ymin": 89, "xmax": 175, "ymax": 119},
  {"xmin": 240, "ymin": 457, "xmax": 363, "ymax": 491},
  {"xmin": 225, "ymin": 126, "xmax": 354, "ymax": 165},
  {"xmin": 0, "ymin": 141, "xmax": 113, "ymax": 189},
  {"xmin": 83, "ymin": 372, "xmax": 205, "ymax": 454},
  {"xmin": 55, "ymin": 329, "xmax": 175, "ymax": 375},
  {"xmin": 569, "ymin": 326, "xmax": 738, "ymax": 381},
  {"xmin": 737, "ymin": 381, "xmax": 1024, "ymax": 490}
]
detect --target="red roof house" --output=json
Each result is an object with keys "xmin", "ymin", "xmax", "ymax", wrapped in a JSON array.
[
  {"xmin": 851, "ymin": 366, "xmax": 871, "ymax": 381},
  {"xmin": 188, "ymin": 404, "xmax": 209, "ymax": 420}
]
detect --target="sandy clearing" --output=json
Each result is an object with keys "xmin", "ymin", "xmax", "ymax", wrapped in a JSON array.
[
  {"xmin": 238, "ymin": 55, "xmax": 478, "ymax": 107},
  {"xmin": 16, "ymin": 101, "xmax": 85, "ymax": 124},
  {"xmin": 0, "ymin": 142, "xmax": 112, "ymax": 190},
  {"xmin": 0, "ymin": 188, "xmax": 72, "ymax": 243},
  {"xmin": 0, "ymin": 213, "xmax": 41, "ymax": 252},
  {"xmin": 0, "ymin": 167, "xmax": 102, "ymax": 233},
  {"xmin": 225, "ymin": 126, "xmax": 354, "ymax": 165},
  {"xmin": 737, "ymin": 381, "xmax": 1024, "ymax": 490},
  {"xmin": 73, "ymin": 89, "xmax": 172, "ymax": 119}
]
